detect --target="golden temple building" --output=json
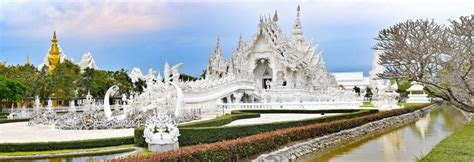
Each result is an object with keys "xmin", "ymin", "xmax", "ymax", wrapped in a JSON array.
[{"xmin": 47, "ymin": 31, "xmax": 61, "ymax": 73}]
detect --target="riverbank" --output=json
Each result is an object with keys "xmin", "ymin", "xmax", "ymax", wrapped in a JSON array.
[
  {"xmin": 254, "ymin": 105, "xmax": 434, "ymax": 161},
  {"xmin": 420, "ymin": 115, "xmax": 474, "ymax": 161}
]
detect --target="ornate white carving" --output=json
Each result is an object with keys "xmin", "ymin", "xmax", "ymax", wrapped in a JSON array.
[
  {"xmin": 104, "ymin": 85, "xmax": 119, "ymax": 119},
  {"xmin": 144, "ymin": 113, "xmax": 180, "ymax": 152}
]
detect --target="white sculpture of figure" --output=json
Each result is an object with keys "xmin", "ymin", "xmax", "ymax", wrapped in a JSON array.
[
  {"xmin": 374, "ymin": 81, "xmax": 400, "ymax": 110},
  {"xmin": 19, "ymin": 105, "xmax": 29, "ymax": 119},
  {"xmin": 69, "ymin": 100, "xmax": 76, "ymax": 113},
  {"xmin": 84, "ymin": 91, "xmax": 94, "ymax": 110},
  {"xmin": 104, "ymin": 85, "xmax": 119, "ymax": 119},
  {"xmin": 170, "ymin": 82, "xmax": 184, "ymax": 117},
  {"xmin": 47, "ymin": 98, "xmax": 53, "ymax": 110},
  {"xmin": 265, "ymin": 80, "xmax": 271, "ymax": 89},
  {"xmin": 34, "ymin": 96, "xmax": 41, "ymax": 112},
  {"xmin": 121, "ymin": 94, "xmax": 127, "ymax": 105},
  {"xmin": 144, "ymin": 113, "xmax": 180, "ymax": 153},
  {"xmin": 168, "ymin": 63, "xmax": 183, "ymax": 83}
]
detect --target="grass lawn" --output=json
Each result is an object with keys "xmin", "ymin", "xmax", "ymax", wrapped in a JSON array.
[
  {"xmin": 419, "ymin": 115, "xmax": 474, "ymax": 161},
  {"xmin": 360, "ymin": 102, "xmax": 373, "ymax": 108},
  {"xmin": 0, "ymin": 144, "xmax": 134, "ymax": 156}
]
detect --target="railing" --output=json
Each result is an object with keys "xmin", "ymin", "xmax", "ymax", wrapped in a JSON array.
[
  {"xmin": 184, "ymin": 80, "xmax": 255, "ymax": 97},
  {"xmin": 217, "ymin": 101, "xmax": 363, "ymax": 111},
  {"xmin": 184, "ymin": 80, "xmax": 256, "ymax": 103}
]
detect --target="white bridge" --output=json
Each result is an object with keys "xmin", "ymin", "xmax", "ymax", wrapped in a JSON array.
[
  {"xmin": 183, "ymin": 80, "xmax": 256, "ymax": 103},
  {"xmin": 181, "ymin": 79, "xmax": 363, "ymax": 112}
]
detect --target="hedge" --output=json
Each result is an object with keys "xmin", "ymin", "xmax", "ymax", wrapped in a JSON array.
[
  {"xmin": 119, "ymin": 104, "xmax": 431, "ymax": 162},
  {"xmin": 134, "ymin": 109, "xmax": 377, "ymax": 147},
  {"xmin": 0, "ymin": 118, "xmax": 29, "ymax": 124},
  {"xmin": 0, "ymin": 136, "xmax": 134, "ymax": 152}
]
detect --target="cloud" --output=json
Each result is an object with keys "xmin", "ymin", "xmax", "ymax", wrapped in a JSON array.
[{"xmin": 0, "ymin": 0, "xmax": 177, "ymax": 39}]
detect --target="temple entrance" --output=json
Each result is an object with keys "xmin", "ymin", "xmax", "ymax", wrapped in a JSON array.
[
  {"xmin": 253, "ymin": 59, "xmax": 272, "ymax": 89},
  {"xmin": 262, "ymin": 78, "xmax": 272, "ymax": 89}
]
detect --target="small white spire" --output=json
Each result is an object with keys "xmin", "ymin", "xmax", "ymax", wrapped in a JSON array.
[
  {"xmin": 215, "ymin": 35, "xmax": 222, "ymax": 56},
  {"xmin": 236, "ymin": 33, "xmax": 244, "ymax": 52},
  {"xmin": 273, "ymin": 10, "xmax": 278, "ymax": 22},
  {"xmin": 292, "ymin": 4, "xmax": 304, "ymax": 42}
]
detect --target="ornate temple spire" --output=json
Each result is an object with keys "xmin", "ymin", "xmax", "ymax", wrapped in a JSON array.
[
  {"xmin": 48, "ymin": 31, "xmax": 61, "ymax": 73},
  {"xmin": 292, "ymin": 5, "xmax": 304, "ymax": 42},
  {"xmin": 273, "ymin": 11, "xmax": 278, "ymax": 22},
  {"xmin": 25, "ymin": 53, "xmax": 31, "ymax": 65},
  {"xmin": 273, "ymin": 10, "xmax": 278, "ymax": 21},
  {"xmin": 236, "ymin": 34, "xmax": 244, "ymax": 52},
  {"xmin": 214, "ymin": 35, "xmax": 222, "ymax": 56}
]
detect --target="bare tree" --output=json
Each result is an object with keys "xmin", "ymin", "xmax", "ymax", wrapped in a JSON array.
[{"xmin": 375, "ymin": 15, "xmax": 473, "ymax": 112}]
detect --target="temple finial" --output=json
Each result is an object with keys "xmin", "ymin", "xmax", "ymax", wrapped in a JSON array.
[
  {"xmin": 214, "ymin": 35, "xmax": 222, "ymax": 56},
  {"xmin": 273, "ymin": 10, "xmax": 278, "ymax": 22},
  {"xmin": 292, "ymin": 5, "xmax": 303, "ymax": 42},
  {"xmin": 26, "ymin": 53, "xmax": 30, "ymax": 65},
  {"xmin": 236, "ymin": 33, "xmax": 244, "ymax": 52},
  {"xmin": 53, "ymin": 31, "xmax": 57, "ymax": 40}
]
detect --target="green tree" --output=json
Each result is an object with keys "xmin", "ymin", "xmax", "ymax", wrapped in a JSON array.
[
  {"xmin": 0, "ymin": 76, "xmax": 27, "ymax": 108},
  {"xmin": 113, "ymin": 69, "xmax": 133, "ymax": 95},
  {"xmin": 179, "ymin": 73, "xmax": 198, "ymax": 81},
  {"xmin": 132, "ymin": 78, "xmax": 146, "ymax": 94},
  {"xmin": 50, "ymin": 60, "xmax": 81, "ymax": 102}
]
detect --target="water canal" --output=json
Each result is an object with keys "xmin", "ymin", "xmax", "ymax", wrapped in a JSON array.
[{"xmin": 300, "ymin": 106, "xmax": 469, "ymax": 162}]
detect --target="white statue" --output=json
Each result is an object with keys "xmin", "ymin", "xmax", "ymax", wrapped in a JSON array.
[
  {"xmin": 373, "ymin": 81, "xmax": 400, "ymax": 110},
  {"xmin": 84, "ymin": 91, "xmax": 94, "ymax": 110},
  {"xmin": 69, "ymin": 100, "xmax": 76, "ymax": 113},
  {"xmin": 144, "ymin": 113, "xmax": 180, "ymax": 152},
  {"xmin": 104, "ymin": 85, "xmax": 119, "ymax": 119},
  {"xmin": 47, "ymin": 98, "xmax": 53, "ymax": 110},
  {"xmin": 170, "ymin": 82, "xmax": 184, "ymax": 117},
  {"xmin": 34, "ymin": 96, "xmax": 41, "ymax": 111}
]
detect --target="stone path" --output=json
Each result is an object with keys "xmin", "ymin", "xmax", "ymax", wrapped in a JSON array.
[
  {"xmin": 225, "ymin": 113, "xmax": 337, "ymax": 126},
  {"xmin": 0, "ymin": 122, "xmax": 133, "ymax": 143}
]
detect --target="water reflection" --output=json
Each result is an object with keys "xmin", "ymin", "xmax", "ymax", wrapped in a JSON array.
[
  {"xmin": 381, "ymin": 129, "xmax": 404, "ymax": 162},
  {"xmin": 300, "ymin": 106, "xmax": 468, "ymax": 162}
]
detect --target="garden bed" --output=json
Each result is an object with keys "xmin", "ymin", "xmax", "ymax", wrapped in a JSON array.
[
  {"xmin": 121, "ymin": 104, "xmax": 430, "ymax": 161},
  {"xmin": 134, "ymin": 109, "xmax": 377, "ymax": 147}
]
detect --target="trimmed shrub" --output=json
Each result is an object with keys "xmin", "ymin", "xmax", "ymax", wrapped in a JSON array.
[
  {"xmin": 134, "ymin": 109, "xmax": 377, "ymax": 147},
  {"xmin": 0, "ymin": 136, "xmax": 134, "ymax": 152},
  {"xmin": 0, "ymin": 118, "xmax": 29, "ymax": 124},
  {"xmin": 120, "ymin": 104, "xmax": 431, "ymax": 162}
]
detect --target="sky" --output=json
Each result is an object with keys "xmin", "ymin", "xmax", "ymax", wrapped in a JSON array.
[{"xmin": 0, "ymin": 0, "xmax": 473, "ymax": 76}]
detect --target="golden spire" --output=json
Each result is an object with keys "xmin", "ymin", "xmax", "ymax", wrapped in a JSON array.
[{"xmin": 48, "ymin": 31, "xmax": 61, "ymax": 73}]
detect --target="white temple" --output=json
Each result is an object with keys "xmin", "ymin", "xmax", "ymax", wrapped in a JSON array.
[
  {"xmin": 129, "ymin": 6, "xmax": 362, "ymax": 113},
  {"xmin": 206, "ymin": 6, "xmax": 337, "ymax": 91},
  {"xmin": 129, "ymin": 67, "xmax": 145, "ymax": 83},
  {"xmin": 406, "ymin": 82, "xmax": 431, "ymax": 103},
  {"xmin": 332, "ymin": 72, "xmax": 370, "ymax": 90},
  {"xmin": 79, "ymin": 52, "xmax": 98, "ymax": 71}
]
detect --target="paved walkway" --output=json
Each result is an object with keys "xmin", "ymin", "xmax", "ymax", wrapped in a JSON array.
[
  {"xmin": 0, "ymin": 122, "xmax": 133, "ymax": 143},
  {"xmin": 225, "ymin": 113, "xmax": 338, "ymax": 126}
]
